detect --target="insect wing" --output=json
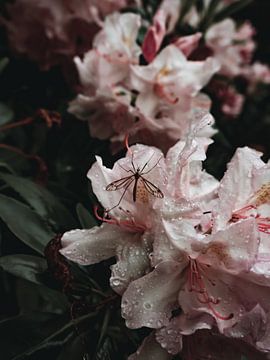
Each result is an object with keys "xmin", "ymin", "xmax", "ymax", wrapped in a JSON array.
[
  {"xmin": 141, "ymin": 177, "xmax": 164, "ymax": 198},
  {"xmin": 106, "ymin": 175, "xmax": 134, "ymax": 191}
]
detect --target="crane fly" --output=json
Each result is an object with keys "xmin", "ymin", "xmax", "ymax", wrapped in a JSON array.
[{"xmin": 105, "ymin": 153, "xmax": 164, "ymax": 212}]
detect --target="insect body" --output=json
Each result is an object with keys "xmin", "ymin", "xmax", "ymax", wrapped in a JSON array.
[{"xmin": 105, "ymin": 154, "xmax": 164, "ymax": 211}]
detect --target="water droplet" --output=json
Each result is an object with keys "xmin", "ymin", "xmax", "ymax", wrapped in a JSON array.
[{"xmin": 144, "ymin": 302, "xmax": 152, "ymax": 309}]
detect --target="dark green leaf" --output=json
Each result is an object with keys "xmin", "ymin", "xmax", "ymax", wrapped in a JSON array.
[
  {"xmin": 0, "ymin": 102, "xmax": 14, "ymax": 126},
  {"xmin": 0, "ymin": 254, "xmax": 47, "ymax": 284},
  {"xmin": 179, "ymin": 0, "xmax": 198, "ymax": 23},
  {"xmin": 76, "ymin": 203, "xmax": 97, "ymax": 229},
  {"xmin": 0, "ymin": 57, "xmax": 9, "ymax": 73},
  {"xmin": 0, "ymin": 173, "xmax": 77, "ymax": 230},
  {"xmin": 0, "ymin": 194, "xmax": 55, "ymax": 254},
  {"xmin": 214, "ymin": 0, "xmax": 253, "ymax": 23},
  {"xmin": 16, "ymin": 279, "xmax": 69, "ymax": 314},
  {"xmin": 57, "ymin": 335, "xmax": 86, "ymax": 360},
  {"xmin": 12, "ymin": 311, "xmax": 98, "ymax": 360},
  {"xmin": 0, "ymin": 312, "xmax": 68, "ymax": 360},
  {"xmin": 95, "ymin": 337, "xmax": 114, "ymax": 360}
]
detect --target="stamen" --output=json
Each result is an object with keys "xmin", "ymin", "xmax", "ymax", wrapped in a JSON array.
[
  {"xmin": 153, "ymin": 83, "xmax": 179, "ymax": 104},
  {"xmin": 187, "ymin": 259, "xmax": 233, "ymax": 321},
  {"xmin": 232, "ymin": 205, "xmax": 270, "ymax": 234}
]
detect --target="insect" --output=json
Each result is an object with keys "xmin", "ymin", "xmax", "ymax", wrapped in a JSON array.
[{"xmin": 105, "ymin": 153, "xmax": 164, "ymax": 211}]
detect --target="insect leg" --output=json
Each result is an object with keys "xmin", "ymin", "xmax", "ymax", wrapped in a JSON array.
[
  {"xmin": 117, "ymin": 162, "xmax": 133, "ymax": 173},
  {"xmin": 140, "ymin": 152, "xmax": 155, "ymax": 173},
  {"xmin": 106, "ymin": 178, "xmax": 134, "ymax": 213},
  {"xmin": 141, "ymin": 156, "xmax": 163, "ymax": 175}
]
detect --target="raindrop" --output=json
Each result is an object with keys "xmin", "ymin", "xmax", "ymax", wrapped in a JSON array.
[{"xmin": 144, "ymin": 302, "xmax": 152, "ymax": 309}]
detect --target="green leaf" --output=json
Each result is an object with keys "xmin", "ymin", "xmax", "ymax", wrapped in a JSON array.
[
  {"xmin": 0, "ymin": 57, "xmax": 9, "ymax": 73},
  {"xmin": 76, "ymin": 203, "xmax": 97, "ymax": 229},
  {"xmin": 0, "ymin": 172, "xmax": 77, "ymax": 231},
  {"xmin": 57, "ymin": 335, "xmax": 86, "ymax": 360},
  {"xmin": 0, "ymin": 194, "xmax": 55, "ymax": 254},
  {"xmin": 0, "ymin": 102, "xmax": 14, "ymax": 126},
  {"xmin": 214, "ymin": 0, "xmax": 253, "ymax": 23},
  {"xmin": 0, "ymin": 254, "xmax": 47, "ymax": 285},
  {"xmin": 12, "ymin": 311, "xmax": 97, "ymax": 360},
  {"xmin": 0, "ymin": 313, "xmax": 68, "ymax": 360},
  {"xmin": 179, "ymin": 0, "xmax": 198, "ymax": 23},
  {"xmin": 16, "ymin": 279, "xmax": 69, "ymax": 314}
]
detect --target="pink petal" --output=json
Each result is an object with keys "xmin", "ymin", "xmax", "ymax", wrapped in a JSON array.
[
  {"xmin": 213, "ymin": 147, "xmax": 264, "ymax": 231},
  {"xmin": 122, "ymin": 261, "xmax": 185, "ymax": 329},
  {"xmin": 225, "ymin": 304, "xmax": 267, "ymax": 348},
  {"xmin": 156, "ymin": 313, "xmax": 213, "ymax": 355},
  {"xmin": 173, "ymin": 33, "xmax": 202, "ymax": 57},
  {"xmin": 142, "ymin": 10, "xmax": 166, "ymax": 63},
  {"xmin": 110, "ymin": 235, "xmax": 151, "ymax": 294},
  {"xmin": 88, "ymin": 144, "xmax": 165, "ymax": 218},
  {"xmin": 60, "ymin": 223, "xmax": 127, "ymax": 265},
  {"xmin": 199, "ymin": 218, "xmax": 260, "ymax": 273}
]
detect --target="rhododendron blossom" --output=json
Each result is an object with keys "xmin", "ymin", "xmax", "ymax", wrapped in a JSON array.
[
  {"xmin": 70, "ymin": 10, "xmax": 219, "ymax": 152},
  {"xmin": 61, "ymin": 143, "xmax": 166, "ymax": 294},
  {"xmin": 2, "ymin": 0, "xmax": 130, "ymax": 69},
  {"xmin": 205, "ymin": 19, "xmax": 256, "ymax": 77}
]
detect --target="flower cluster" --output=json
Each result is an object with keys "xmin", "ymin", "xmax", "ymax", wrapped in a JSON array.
[
  {"xmin": 2, "ymin": 0, "xmax": 130, "ymax": 69},
  {"xmin": 69, "ymin": 8, "xmax": 219, "ymax": 152},
  {"xmin": 1, "ymin": 0, "xmax": 270, "ymax": 359},
  {"xmin": 61, "ymin": 113, "xmax": 270, "ymax": 358}
]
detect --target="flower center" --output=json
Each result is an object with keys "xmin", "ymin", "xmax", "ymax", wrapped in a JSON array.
[
  {"xmin": 154, "ymin": 67, "xmax": 179, "ymax": 104},
  {"xmin": 187, "ymin": 258, "xmax": 233, "ymax": 321}
]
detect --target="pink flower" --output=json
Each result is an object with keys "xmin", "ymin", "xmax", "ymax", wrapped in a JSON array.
[
  {"xmin": 173, "ymin": 33, "xmax": 202, "ymax": 58},
  {"xmin": 142, "ymin": 10, "xmax": 166, "ymax": 63},
  {"xmin": 158, "ymin": 0, "xmax": 181, "ymax": 34},
  {"xmin": 60, "ymin": 117, "xmax": 215, "ymax": 294},
  {"xmin": 212, "ymin": 148, "xmax": 270, "ymax": 284},
  {"xmin": 3, "ymin": 0, "xmax": 129, "ymax": 70},
  {"xmin": 209, "ymin": 81, "xmax": 245, "ymax": 117},
  {"xmin": 60, "ymin": 143, "xmax": 166, "ymax": 294},
  {"xmin": 129, "ymin": 315, "xmax": 266, "ymax": 359},
  {"xmin": 205, "ymin": 19, "xmax": 256, "ymax": 77},
  {"xmin": 121, "ymin": 142, "xmax": 270, "ymax": 355},
  {"xmin": 242, "ymin": 62, "xmax": 270, "ymax": 93},
  {"xmin": 74, "ymin": 12, "xmax": 141, "ymax": 88},
  {"xmin": 131, "ymin": 45, "xmax": 219, "ymax": 110},
  {"xmin": 71, "ymin": 37, "xmax": 218, "ymax": 151},
  {"xmin": 68, "ymin": 87, "xmax": 137, "ymax": 140}
]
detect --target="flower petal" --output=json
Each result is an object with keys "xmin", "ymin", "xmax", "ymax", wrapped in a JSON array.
[
  {"xmin": 155, "ymin": 313, "xmax": 213, "ymax": 355},
  {"xmin": 110, "ymin": 235, "xmax": 151, "ymax": 294},
  {"xmin": 199, "ymin": 218, "xmax": 260, "ymax": 273},
  {"xmin": 214, "ymin": 147, "xmax": 263, "ymax": 231},
  {"xmin": 122, "ymin": 261, "xmax": 185, "ymax": 329}
]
